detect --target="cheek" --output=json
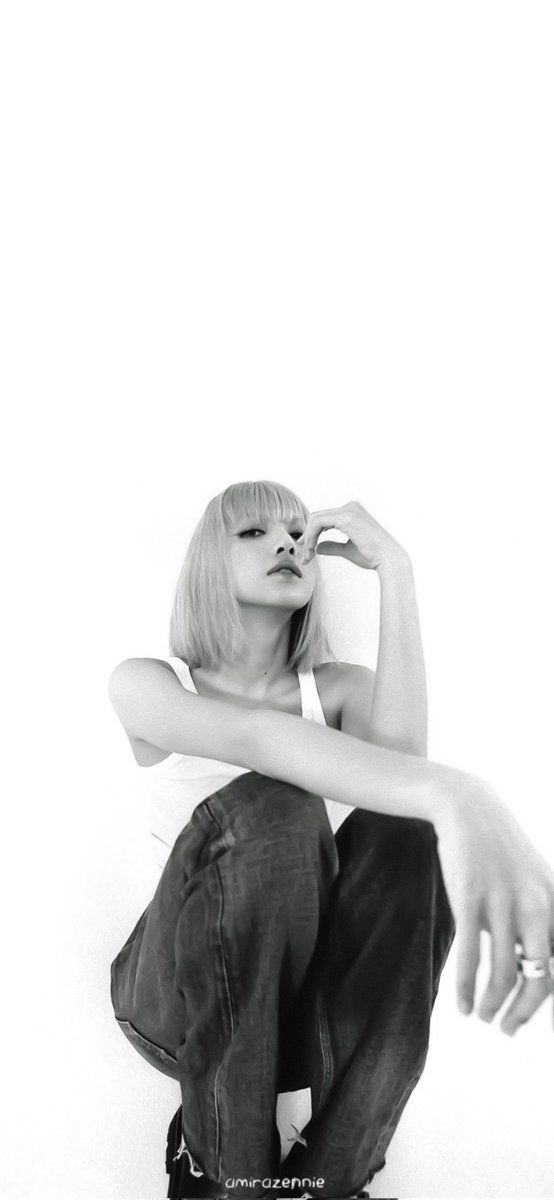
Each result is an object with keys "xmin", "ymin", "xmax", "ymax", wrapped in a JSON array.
[{"xmin": 229, "ymin": 553, "xmax": 259, "ymax": 589}]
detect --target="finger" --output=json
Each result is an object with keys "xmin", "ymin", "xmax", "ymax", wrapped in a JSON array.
[
  {"xmin": 499, "ymin": 976, "xmax": 551, "ymax": 1036},
  {"xmin": 299, "ymin": 512, "xmax": 342, "ymax": 559},
  {"xmin": 313, "ymin": 538, "xmax": 356, "ymax": 559},
  {"xmin": 455, "ymin": 903, "xmax": 482, "ymax": 1015},
  {"xmin": 477, "ymin": 897, "xmax": 518, "ymax": 1022},
  {"xmin": 299, "ymin": 507, "xmax": 353, "ymax": 560},
  {"xmin": 499, "ymin": 904, "xmax": 553, "ymax": 1036}
]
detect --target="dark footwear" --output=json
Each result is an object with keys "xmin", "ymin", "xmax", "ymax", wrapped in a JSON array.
[{"xmin": 166, "ymin": 1105, "xmax": 221, "ymax": 1198}]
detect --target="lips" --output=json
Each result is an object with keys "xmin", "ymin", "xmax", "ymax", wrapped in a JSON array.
[{"xmin": 267, "ymin": 562, "xmax": 302, "ymax": 578}]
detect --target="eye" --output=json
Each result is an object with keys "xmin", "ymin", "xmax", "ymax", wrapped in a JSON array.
[
  {"xmin": 238, "ymin": 528, "xmax": 264, "ymax": 537},
  {"xmin": 291, "ymin": 531, "xmax": 303, "ymax": 540}
]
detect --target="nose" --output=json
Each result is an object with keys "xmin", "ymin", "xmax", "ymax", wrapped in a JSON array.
[{"xmin": 276, "ymin": 535, "xmax": 297, "ymax": 557}]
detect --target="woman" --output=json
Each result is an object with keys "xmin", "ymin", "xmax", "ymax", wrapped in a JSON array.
[{"xmin": 109, "ymin": 479, "xmax": 554, "ymax": 1200}]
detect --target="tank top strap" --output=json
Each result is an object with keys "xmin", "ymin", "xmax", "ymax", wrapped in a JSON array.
[
  {"xmin": 297, "ymin": 667, "xmax": 326, "ymax": 723},
  {"xmin": 167, "ymin": 656, "xmax": 196, "ymax": 693},
  {"xmin": 167, "ymin": 657, "xmax": 324, "ymax": 718}
]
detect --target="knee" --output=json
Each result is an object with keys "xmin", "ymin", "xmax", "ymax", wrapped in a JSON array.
[
  {"xmin": 338, "ymin": 809, "xmax": 441, "ymax": 908},
  {"xmin": 205, "ymin": 775, "xmax": 338, "ymax": 896},
  {"xmin": 339, "ymin": 805, "xmax": 437, "ymax": 863},
  {"xmin": 225, "ymin": 772, "xmax": 331, "ymax": 843}
]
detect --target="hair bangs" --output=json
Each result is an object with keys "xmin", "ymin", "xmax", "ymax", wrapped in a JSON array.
[{"xmin": 220, "ymin": 480, "xmax": 308, "ymax": 533}]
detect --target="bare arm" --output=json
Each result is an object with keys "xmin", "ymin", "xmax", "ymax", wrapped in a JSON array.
[
  {"xmin": 300, "ymin": 503, "xmax": 427, "ymax": 755},
  {"xmin": 108, "ymin": 656, "xmax": 467, "ymax": 824},
  {"xmin": 370, "ymin": 553, "xmax": 428, "ymax": 756},
  {"xmin": 109, "ymin": 657, "xmax": 554, "ymax": 1031},
  {"xmin": 339, "ymin": 554, "xmax": 428, "ymax": 756}
]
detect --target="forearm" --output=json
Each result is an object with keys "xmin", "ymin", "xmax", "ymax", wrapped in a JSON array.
[
  {"xmin": 371, "ymin": 553, "xmax": 428, "ymax": 757},
  {"xmin": 111, "ymin": 658, "xmax": 482, "ymax": 828},
  {"xmin": 246, "ymin": 706, "xmax": 483, "ymax": 827}
]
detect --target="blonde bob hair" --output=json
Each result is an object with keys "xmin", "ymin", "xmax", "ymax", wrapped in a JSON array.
[{"xmin": 169, "ymin": 479, "xmax": 338, "ymax": 672}]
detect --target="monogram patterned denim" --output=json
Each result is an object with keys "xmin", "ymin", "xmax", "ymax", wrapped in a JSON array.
[{"xmin": 110, "ymin": 771, "xmax": 455, "ymax": 1199}]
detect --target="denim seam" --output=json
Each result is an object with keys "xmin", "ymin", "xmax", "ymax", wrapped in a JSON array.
[
  {"xmin": 199, "ymin": 798, "xmax": 238, "ymax": 1179},
  {"xmin": 212, "ymin": 854, "xmax": 237, "ymax": 1181},
  {"xmin": 315, "ymin": 990, "xmax": 334, "ymax": 1110}
]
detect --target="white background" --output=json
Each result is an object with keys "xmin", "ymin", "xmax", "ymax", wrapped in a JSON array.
[{"xmin": 1, "ymin": 3, "xmax": 553, "ymax": 1198}]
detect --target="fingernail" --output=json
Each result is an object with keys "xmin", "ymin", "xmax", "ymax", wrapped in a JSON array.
[{"xmin": 458, "ymin": 998, "xmax": 472, "ymax": 1015}]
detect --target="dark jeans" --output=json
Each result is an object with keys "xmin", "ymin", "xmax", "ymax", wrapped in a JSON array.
[{"xmin": 111, "ymin": 771, "xmax": 455, "ymax": 1199}]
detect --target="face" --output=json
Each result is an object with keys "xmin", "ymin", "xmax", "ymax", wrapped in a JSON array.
[{"xmin": 226, "ymin": 513, "xmax": 316, "ymax": 609}]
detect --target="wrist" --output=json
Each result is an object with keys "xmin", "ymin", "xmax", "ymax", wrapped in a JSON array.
[
  {"xmin": 376, "ymin": 548, "xmax": 412, "ymax": 578},
  {"xmin": 428, "ymin": 762, "xmax": 499, "ymax": 831}
]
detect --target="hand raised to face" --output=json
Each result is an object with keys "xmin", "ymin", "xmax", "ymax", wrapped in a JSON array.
[{"xmin": 297, "ymin": 500, "xmax": 408, "ymax": 572}]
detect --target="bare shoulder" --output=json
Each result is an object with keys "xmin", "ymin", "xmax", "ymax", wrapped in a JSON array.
[
  {"xmin": 313, "ymin": 659, "xmax": 375, "ymax": 698},
  {"xmin": 109, "ymin": 656, "xmax": 174, "ymax": 692},
  {"xmin": 313, "ymin": 660, "xmax": 375, "ymax": 732},
  {"xmin": 108, "ymin": 657, "xmax": 183, "ymax": 767},
  {"xmin": 108, "ymin": 656, "xmax": 176, "ymax": 729}
]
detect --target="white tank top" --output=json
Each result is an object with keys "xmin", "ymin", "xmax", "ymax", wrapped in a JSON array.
[{"xmin": 138, "ymin": 656, "xmax": 354, "ymax": 872}]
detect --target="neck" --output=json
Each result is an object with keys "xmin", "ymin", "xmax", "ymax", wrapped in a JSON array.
[{"xmin": 204, "ymin": 604, "xmax": 298, "ymax": 697}]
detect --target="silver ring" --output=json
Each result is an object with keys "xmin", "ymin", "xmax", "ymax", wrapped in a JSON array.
[{"xmin": 515, "ymin": 942, "xmax": 554, "ymax": 982}]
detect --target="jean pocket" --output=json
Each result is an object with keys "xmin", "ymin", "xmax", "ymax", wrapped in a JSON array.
[{"xmin": 115, "ymin": 1017, "xmax": 179, "ymax": 1080}]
